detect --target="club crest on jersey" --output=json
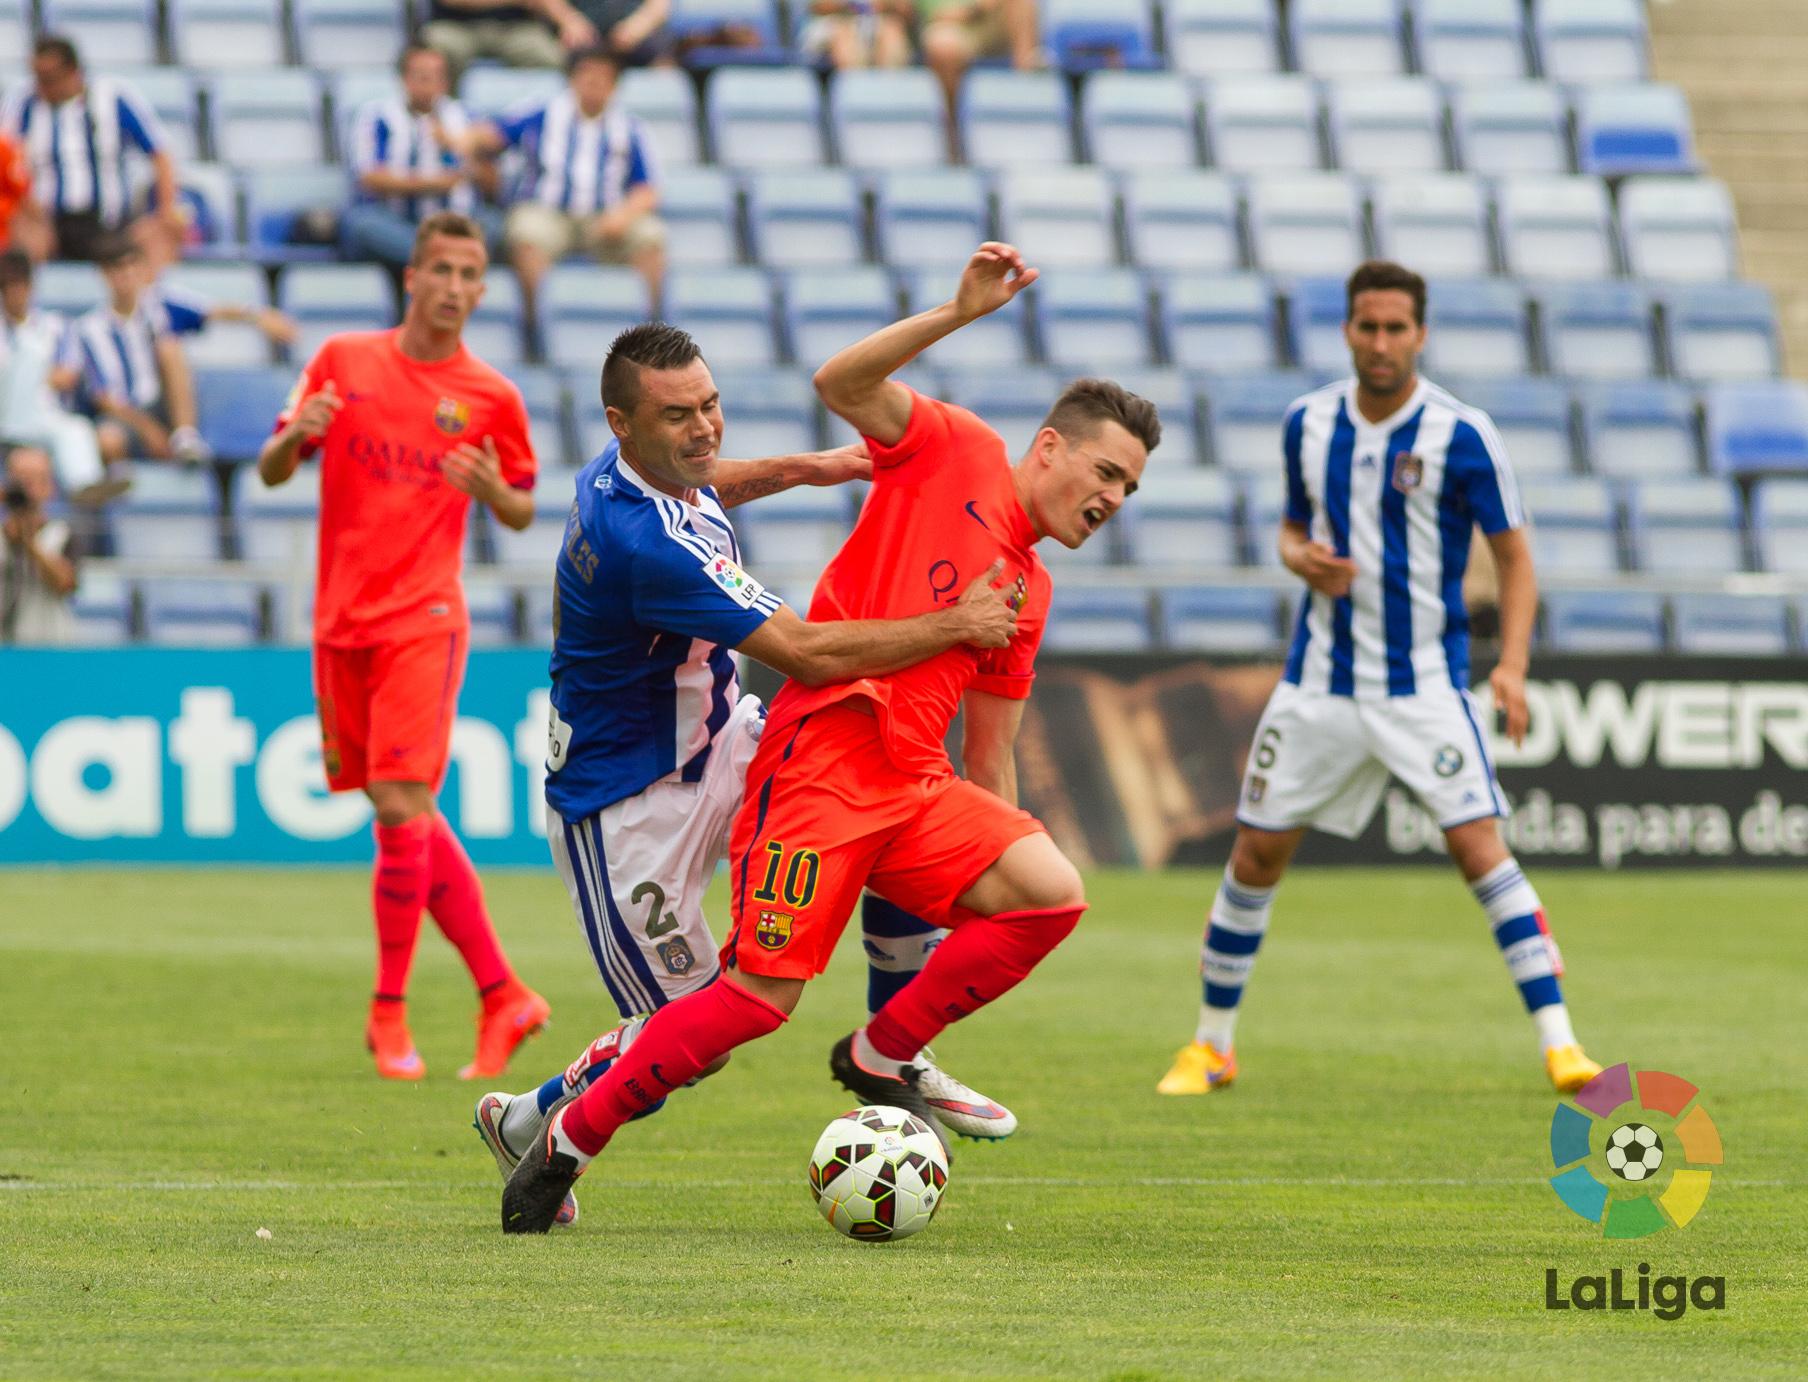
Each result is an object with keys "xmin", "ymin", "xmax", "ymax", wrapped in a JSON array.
[
  {"xmin": 755, "ymin": 911, "xmax": 793, "ymax": 950},
  {"xmin": 433, "ymin": 396, "xmax": 470, "ymax": 436},
  {"xmin": 1391, "ymin": 452, "xmax": 1425, "ymax": 493},
  {"xmin": 656, "ymin": 936, "xmax": 697, "ymax": 976},
  {"xmin": 703, "ymin": 553, "xmax": 766, "ymax": 610}
]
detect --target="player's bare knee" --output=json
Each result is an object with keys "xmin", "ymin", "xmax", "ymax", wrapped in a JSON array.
[
  {"xmin": 1008, "ymin": 852, "xmax": 1085, "ymax": 913},
  {"xmin": 698, "ymin": 1051, "xmax": 732, "ymax": 1079},
  {"xmin": 1445, "ymin": 818, "xmax": 1509, "ymax": 883},
  {"xmin": 368, "ymin": 782, "xmax": 434, "ymax": 828},
  {"xmin": 1230, "ymin": 828, "xmax": 1294, "ymax": 889},
  {"xmin": 730, "ymin": 971, "xmax": 805, "ymax": 1017}
]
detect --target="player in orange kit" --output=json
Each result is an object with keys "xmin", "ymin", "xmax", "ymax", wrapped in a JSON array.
[
  {"xmin": 501, "ymin": 243, "xmax": 1161, "ymax": 1231},
  {"xmin": 257, "ymin": 210, "xmax": 550, "ymax": 1083}
]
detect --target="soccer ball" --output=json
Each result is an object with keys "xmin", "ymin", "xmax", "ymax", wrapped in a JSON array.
[
  {"xmin": 1605, "ymin": 1122, "xmax": 1665, "ymax": 1182},
  {"xmin": 806, "ymin": 1105, "xmax": 949, "ymax": 1242}
]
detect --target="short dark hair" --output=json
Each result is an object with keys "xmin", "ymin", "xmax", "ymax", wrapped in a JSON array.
[
  {"xmin": 566, "ymin": 43, "xmax": 619, "ymax": 76},
  {"xmin": 33, "ymin": 34, "xmax": 80, "ymax": 70},
  {"xmin": 1345, "ymin": 259, "xmax": 1427, "ymax": 325},
  {"xmin": 408, "ymin": 210, "xmax": 485, "ymax": 265},
  {"xmin": 602, "ymin": 323, "xmax": 705, "ymax": 412},
  {"xmin": 1040, "ymin": 378, "xmax": 1161, "ymax": 456},
  {"xmin": 0, "ymin": 249, "xmax": 33, "ymax": 287},
  {"xmin": 94, "ymin": 232, "xmax": 142, "ymax": 267},
  {"xmin": 398, "ymin": 40, "xmax": 445, "ymax": 75}
]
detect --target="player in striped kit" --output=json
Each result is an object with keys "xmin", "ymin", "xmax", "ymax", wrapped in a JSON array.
[{"xmin": 1158, "ymin": 260, "xmax": 1603, "ymax": 1098}]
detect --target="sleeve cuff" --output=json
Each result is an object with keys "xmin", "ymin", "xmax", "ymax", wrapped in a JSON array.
[{"xmin": 970, "ymin": 671, "xmax": 1034, "ymax": 700}]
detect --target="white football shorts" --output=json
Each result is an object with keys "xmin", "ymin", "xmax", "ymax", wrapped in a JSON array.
[
  {"xmin": 1235, "ymin": 680, "xmax": 1507, "ymax": 839},
  {"xmin": 547, "ymin": 693, "xmax": 765, "ymax": 1017}
]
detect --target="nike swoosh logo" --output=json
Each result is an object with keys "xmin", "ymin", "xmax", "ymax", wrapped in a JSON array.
[
  {"xmin": 964, "ymin": 501, "xmax": 990, "ymax": 530},
  {"xmin": 649, "ymin": 1063, "xmax": 678, "ymax": 1090}
]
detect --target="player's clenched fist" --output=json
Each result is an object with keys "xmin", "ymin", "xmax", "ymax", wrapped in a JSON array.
[
  {"xmin": 954, "ymin": 242, "xmax": 1039, "ymax": 323},
  {"xmin": 946, "ymin": 558, "xmax": 1020, "ymax": 649},
  {"xmin": 290, "ymin": 380, "xmax": 344, "ymax": 438}
]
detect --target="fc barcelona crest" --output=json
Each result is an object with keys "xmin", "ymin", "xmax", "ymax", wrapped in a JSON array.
[
  {"xmin": 756, "ymin": 910, "xmax": 794, "ymax": 950},
  {"xmin": 434, "ymin": 396, "xmax": 471, "ymax": 436},
  {"xmin": 1391, "ymin": 452, "xmax": 1424, "ymax": 494}
]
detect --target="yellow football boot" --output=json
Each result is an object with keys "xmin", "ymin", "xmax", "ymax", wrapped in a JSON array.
[
  {"xmin": 1545, "ymin": 1043, "xmax": 1603, "ymax": 1094},
  {"xmin": 1156, "ymin": 1041, "xmax": 1238, "ymax": 1095}
]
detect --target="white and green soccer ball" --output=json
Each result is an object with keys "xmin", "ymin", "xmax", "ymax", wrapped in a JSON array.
[
  {"xmin": 806, "ymin": 1105, "xmax": 948, "ymax": 1242},
  {"xmin": 1605, "ymin": 1122, "xmax": 1665, "ymax": 1182}
]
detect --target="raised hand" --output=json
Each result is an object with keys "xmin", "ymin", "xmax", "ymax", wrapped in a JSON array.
[
  {"xmin": 292, "ymin": 380, "xmax": 343, "ymax": 439},
  {"xmin": 954, "ymin": 242, "xmax": 1039, "ymax": 322}
]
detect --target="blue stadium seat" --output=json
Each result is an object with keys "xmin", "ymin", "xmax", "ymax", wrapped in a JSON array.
[
  {"xmin": 996, "ymin": 168, "xmax": 1117, "ymax": 268},
  {"xmin": 167, "ymin": 161, "xmax": 243, "ymax": 258},
  {"xmin": 573, "ymin": 395, "xmax": 613, "ymax": 461},
  {"xmin": 1577, "ymin": 83, "xmax": 1696, "ymax": 177},
  {"xmin": 195, "ymin": 366, "xmax": 295, "ymax": 460},
  {"xmin": 462, "ymin": 268, "xmax": 526, "ymax": 367},
  {"xmin": 110, "ymin": 469, "xmax": 223, "ymax": 562},
  {"xmin": 1577, "ymin": 381, "xmax": 1700, "ymax": 481},
  {"xmin": 667, "ymin": 0, "xmax": 785, "ymax": 68},
  {"xmin": 101, "ymin": 68, "xmax": 200, "ymax": 163},
  {"xmin": 142, "ymin": 579, "xmax": 265, "ymax": 646},
  {"xmin": 293, "ymin": 0, "xmax": 401, "ymax": 69},
  {"xmin": 1520, "ymin": 478, "xmax": 1620, "ymax": 574},
  {"xmin": 746, "ymin": 169, "xmax": 864, "ymax": 268},
  {"xmin": 1121, "ymin": 170, "xmax": 1240, "ymax": 273},
  {"xmin": 1413, "ymin": 0, "xmax": 1528, "ymax": 81},
  {"xmin": 660, "ymin": 167, "xmax": 739, "ymax": 267},
  {"xmin": 960, "ymin": 71, "xmax": 1074, "ymax": 166},
  {"xmin": 1159, "ymin": 585, "xmax": 1281, "ymax": 651},
  {"xmin": 161, "ymin": 261, "xmax": 269, "ymax": 368},
  {"xmin": 1203, "ymin": 75, "xmax": 1321, "ymax": 173},
  {"xmin": 71, "ymin": 570, "xmax": 133, "ymax": 644},
  {"xmin": 278, "ymin": 263, "xmax": 395, "ymax": 360},
  {"xmin": 618, "ymin": 67, "xmax": 702, "ymax": 165},
  {"xmin": 490, "ymin": 493, "xmax": 575, "ymax": 570},
  {"xmin": 542, "ymin": 266, "xmax": 649, "ymax": 370},
  {"xmin": 1122, "ymin": 469, "xmax": 1238, "ymax": 566},
  {"xmin": 34, "ymin": 262, "xmax": 103, "ymax": 316},
  {"xmin": 783, "ymin": 267, "xmax": 895, "ymax": 367},
  {"xmin": 1289, "ymin": 0, "xmax": 1406, "ymax": 78},
  {"xmin": 1541, "ymin": 590, "xmax": 1663, "ymax": 653},
  {"xmin": 1449, "ymin": 81, "xmax": 1571, "ymax": 176},
  {"xmin": 1671, "ymin": 593, "xmax": 1790, "ymax": 656},
  {"xmin": 1043, "ymin": 0, "xmax": 1159, "ymax": 73},
  {"xmin": 41, "ymin": 0, "xmax": 158, "ymax": 68},
  {"xmin": 1247, "ymin": 173, "xmax": 1363, "ymax": 277},
  {"xmin": 524, "ymin": 586, "xmax": 556, "ymax": 645},
  {"xmin": 170, "ymin": 0, "xmax": 286, "ymax": 69},
  {"xmin": 1043, "ymin": 589, "xmax": 1152, "ymax": 650},
  {"xmin": 1619, "ymin": 177, "xmax": 1738, "ymax": 283},
  {"xmin": 1626, "ymin": 478, "xmax": 1746, "ymax": 576},
  {"xmin": 1325, "ymin": 78, "xmax": 1447, "ymax": 175},
  {"xmin": 464, "ymin": 580, "xmax": 521, "ymax": 647},
  {"xmin": 1538, "ymin": 281, "xmax": 1656, "ymax": 381},
  {"xmin": 0, "ymin": 0, "xmax": 30, "ymax": 69},
  {"xmin": 1283, "ymin": 276, "xmax": 1350, "ymax": 375},
  {"xmin": 237, "ymin": 464, "xmax": 319, "ymax": 566},
  {"xmin": 245, "ymin": 166, "xmax": 349, "ymax": 264},
  {"xmin": 1753, "ymin": 481, "xmax": 1808, "ymax": 576},
  {"xmin": 944, "ymin": 368, "xmax": 1065, "ymax": 459},
  {"xmin": 1441, "ymin": 376, "xmax": 1573, "ymax": 478},
  {"xmin": 873, "ymin": 168, "xmax": 990, "ymax": 271},
  {"xmin": 459, "ymin": 68, "xmax": 563, "ymax": 118},
  {"xmin": 1370, "ymin": 174, "xmax": 1493, "ymax": 278},
  {"xmin": 209, "ymin": 70, "xmax": 325, "ymax": 167},
  {"xmin": 1204, "ymin": 373, "xmax": 1319, "ymax": 472},
  {"xmin": 1082, "ymin": 71, "xmax": 1197, "ymax": 170},
  {"xmin": 707, "ymin": 68, "xmax": 823, "ymax": 167},
  {"xmin": 1497, "ymin": 175, "xmax": 1616, "ymax": 281},
  {"xmin": 514, "ymin": 368, "xmax": 571, "ymax": 471},
  {"xmin": 1417, "ymin": 278, "xmax": 1533, "ymax": 378},
  {"xmin": 1110, "ymin": 368, "xmax": 1201, "ymax": 464},
  {"xmin": 1037, "ymin": 269, "xmax": 1154, "ymax": 370},
  {"xmin": 1534, "ymin": 0, "xmax": 1648, "ymax": 84},
  {"xmin": 731, "ymin": 486, "xmax": 853, "ymax": 570},
  {"xmin": 830, "ymin": 69, "xmax": 945, "ymax": 170},
  {"xmin": 665, "ymin": 267, "xmax": 778, "ymax": 367},
  {"xmin": 1162, "ymin": 0, "xmax": 1279, "ymax": 79},
  {"xmin": 1708, "ymin": 382, "xmax": 1808, "ymax": 478},
  {"xmin": 1161, "ymin": 275, "xmax": 1279, "ymax": 374},
  {"xmin": 712, "ymin": 367, "xmax": 819, "ymax": 457},
  {"xmin": 1660, "ymin": 282, "xmax": 1780, "ymax": 382},
  {"xmin": 904, "ymin": 269, "xmax": 1030, "ymax": 367}
]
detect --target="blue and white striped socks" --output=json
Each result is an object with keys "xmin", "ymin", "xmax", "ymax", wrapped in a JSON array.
[
  {"xmin": 1194, "ymin": 868, "xmax": 1276, "ymax": 1050},
  {"xmin": 1470, "ymin": 856, "xmax": 1576, "ymax": 1051},
  {"xmin": 862, "ymin": 895, "xmax": 946, "ymax": 1019}
]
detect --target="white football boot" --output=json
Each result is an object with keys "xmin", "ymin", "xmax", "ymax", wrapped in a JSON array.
[{"xmin": 914, "ymin": 1049, "xmax": 1018, "ymax": 1140}]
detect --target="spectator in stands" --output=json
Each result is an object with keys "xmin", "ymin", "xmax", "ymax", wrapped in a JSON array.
[
  {"xmin": 799, "ymin": 0, "xmax": 913, "ymax": 68},
  {"xmin": 145, "ymin": 274, "xmax": 301, "ymax": 355},
  {"xmin": 0, "ymin": 445, "xmax": 79, "ymax": 644},
  {"xmin": 69, "ymin": 235, "xmax": 209, "ymax": 467},
  {"xmin": 421, "ymin": 0, "xmax": 599, "ymax": 76},
  {"xmin": 0, "ymin": 37, "xmax": 181, "ymax": 266},
  {"xmin": 343, "ymin": 44, "xmax": 500, "ymax": 267},
  {"xmin": 918, "ymin": 0, "xmax": 1042, "ymax": 116},
  {"xmin": 573, "ymin": 0, "xmax": 674, "ymax": 65},
  {"xmin": 464, "ymin": 47, "xmax": 666, "ymax": 318}
]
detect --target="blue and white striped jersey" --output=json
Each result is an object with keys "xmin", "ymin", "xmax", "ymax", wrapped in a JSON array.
[
  {"xmin": 0, "ymin": 76, "xmax": 166, "ymax": 224},
  {"xmin": 349, "ymin": 95, "xmax": 476, "ymax": 219},
  {"xmin": 494, "ymin": 92, "xmax": 658, "ymax": 216},
  {"xmin": 1281, "ymin": 377, "xmax": 1526, "ymax": 698},
  {"xmin": 70, "ymin": 289, "xmax": 206, "ymax": 410},
  {"xmin": 545, "ymin": 441, "xmax": 784, "ymax": 822}
]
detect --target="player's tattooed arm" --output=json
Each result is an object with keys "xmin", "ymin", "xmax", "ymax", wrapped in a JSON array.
[{"xmin": 712, "ymin": 443, "xmax": 872, "ymax": 509}]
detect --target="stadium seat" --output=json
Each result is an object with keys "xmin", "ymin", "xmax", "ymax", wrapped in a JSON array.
[
  {"xmin": 944, "ymin": 368, "xmax": 1066, "ymax": 459},
  {"xmin": 0, "ymin": 0, "xmax": 30, "ymax": 69},
  {"xmin": 960, "ymin": 71, "xmax": 1074, "ymax": 166},
  {"xmin": 41, "ymin": 0, "xmax": 158, "ymax": 68},
  {"xmin": 1423, "ymin": 280, "xmax": 1534, "ymax": 379},
  {"xmin": 142, "ymin": 579, "xmax": 265, "ymax": 646},
  {"xmin": 1576, "ymin": 83, "xmax": 1696, "ymax": 177},
  {"xmin": 1042, "ymin": 588, "xmax": 1153, "ymax": 651},
  {"xmin": 1660, "ymin": 282, "xmax": 1781, "ymax": 383},
  {"xmin": 668, "ymin": 0, "xmax": 786, "ymax": 68},
  {"xmin": 209, "ymin": 70, "xmax": 325, "ymax": 168},
  {"xmin": 1325, "ymin": 78, "xmax": 1447, "ymax": 175},
  {"xmin": 1497, "ymin": 175, "xmax": 1617, "ymax": 281},
  {"xmin": 1707, "ymin": 382, "xmax": 1808, "ymax": 477},
  {"xmin": 1449, "ymin": 81, "xmax": 1571, "ymax": 176},
  {"xmin": 1202, "ymin": 76, "xmax": 1322, "ymax": 173},
  {"xmin": 1110, "ymin": 368, "xmax": 1201, "ymax": 465},
  {"xmin": 170, "ymin": 0, "xmax": 286, "ymax": 69},
  {"xmin": 1413, "ymin": 0, "xmax": 1528, "ymax": 81},
  {"xmin": 706, "ymin": 68, "xmax": 824, "ymax": 167},
  {"xmin": 168, "ymin": 161, "xmax": 243, "ymax": 258},
  {"xmin": 1370, "ymin": 174, "xmax": 1493, "ymax": 278},
  {"xmin": 70, "ymin": 569, "xmax": 133, "ymax": 644},
  {"xmin": 665, "ymin": 267, "xmax": 778, "ymax": 368},
  {"xmin": 1538, "ymin": 281, "xmax": 1657, "ymax": 381},
  {"xmin": 904, "ymin": 269, "xmax": 1030, "ymax": 367},
  {"xmin": 1577, "ymin": 380, "xmax": 1701, "ymax": 481},
  {"xmin": 1204, "ymin": 373, "xmax": 1319, "ymax": 472},
  {"xmin": 109, "ymin": 469, "xmax": 223, "ymax": 562},
  {"xmin": 618, "ymin": 67, "xmax": 702, "ymax": 166},
  {"xmin": 873, "ymin": 168, "xmax": 990, "ymax": 271},
  {"xmin": 996, "ymin": 168, "xmax": 1117, "ymax": 269},
  {"xmin": 1520, "ymin": 478, "xmax": 1620, "ymax": 573},
  {"xmin": 1161, "ymin": 274, "xmax": 1280, "ymax": 374},
  {"xmin": 1541, "ymin": 590, "xmax": 1664, "ymax": 653},
  {"xmin": 1159, "ymin": 585, "xmax": 1281, "ymax": 651},
  {"xmin": 1670, "ymin": 593, "xmax": 1790, "ymax": 656},
  {"xmin": 1289, "ymin": 0, "xmax": 1406, "ymax": 78},
  {"xmin": 514, "ymin": 368, "xmax": 571, "ymax": 470},
  {"xmin": 1752, "ymin": 480, "xmax": 1808, "ymax": 575},
  {"xmin": 1441, "ymin": 376, "xmax": 1573, "ymax": 478},
  {"xmin": 278, "ymin": 263, "xmax": 395, "ymax": 360},
  {"xmin": 1619, "ymin": 177, "xmax": 1739, "ymax": 282},
  {"xmin": 1161, "ymin": 0, "xmax": 1280, "ymax": 79},
  {"xmin": 160, "ymin": 261, "xmax": 268, "ymax": 368},
  {"xmin": 782, "ymin": 267, "xmax": 895, "ymax": 367},
  {"xmin": 659, "ymin": 167, "xmax": 740, "ymax": 267},
  {"xmin": 1247, "ymin": 173, "xmax": 1363, "ymax": 277},
  {"xmin": 1037, "ymin": 269, "xmax": 1154, "ymax": 371},
  {"xmin": 746, "ymin": 169, "xmax": 864, "ymax": 269},
  {"xmin": 1626, "ymin": 478, "xmax": 1746, "ymax": 576},
  {"xmin": 459, "ymin": 68, "xmax": 562, "ymax": 118},
  {"xmin": 573, "ymin": 395, "xmax": 613, "ymax": 461},
  {"xmin": 1283, "ymin": 277, "xmax": 1351, "ymax": 375},
  {"xmin": 1043, "ymin": 0, "xmax": 1159, "ymax": 72},
  {"xmin": 542, "ymin": 266, "xmax": 649, "ymax": 370},
  {"xmin": 293, "ymin": 0, "xmax": 401, "ymax": 69},
  {"xmin": 830, "ymin": 69, "xmax": 946, "ymax": 170},
  {"xmin": 34, "ymin": 262, "xmax": 103, "ymax": 316},
  {"xmin": 195, "ymin": 366, "xmax": 296, "ymax": 461},
  {"xmin": 101, "ymin": 68, "xmax": 201, "ymax": 164},
  {"xmin": 1122, "ymin": 469, "xmax": 1238, "ymax": 566},
  {"xmin": 1121, "ymin": 170, "xmax": 1241, "ymax": 273},
  {"xmin": 245, "ymin": 166, "xmax": 349, "ymax": 264},
  {"xmin": 1082, "ymin": 71, "xmax": 1198, "ymax": 170},
  {"xmin": 731, "ymin": 486, "xmax": 853, "ymax": 570},
  {"xmin": 1534, "ymin": 0, "xmax": 1648, "ymax": 84},
  {"xmin": 490, "ymin": 493, "xmax": 575, "ymax": 570},
  {"xmin": 461, "ymin": 268, "xmax": 527, "ymax": 367},
  {"xmin": 237, "ymin": 463, "xmax": 320, "ymax": 566},
  {"xmin": 462, "ymin": 580, "xmax": 521, "ymax": 647},
  {"xmin": 524, "ymin": 586, "xmax": 556, "ymax": 645},
  {"xmin": 711, "ymin": 367, "xmax": 819, "ymax": 457}
]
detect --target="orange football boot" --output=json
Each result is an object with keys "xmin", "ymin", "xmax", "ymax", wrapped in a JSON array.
[
  {"xmin": 459, "ymin": 980, "xmax": 551, "ymax": 1081},
  {"xmin": 366, "ymin": 1001, "xmax": 426, "ymax": 1080}
]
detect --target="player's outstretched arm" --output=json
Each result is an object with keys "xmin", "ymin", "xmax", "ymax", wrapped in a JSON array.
[
  {"xmin": 1486, "ymin": 526, "xmax": 1536, "ymax": 746},
  {"xmin": 813, "ymin": 242, "xmax": 1038, "ymax": 447},
  {"xmin": 961, "ymin": 689, "xmax": 1026, "ymax": 805},
  {"xmin": 258, "ymin": 380, "xmax": 341, "ymax": 487},
  {"xmin": 712, "ymin": 443, "xmax": 871, "ymax": 509},
  {"xmin": 736, "ymin": 559, "xmax": 1016, "ymax": 687}
]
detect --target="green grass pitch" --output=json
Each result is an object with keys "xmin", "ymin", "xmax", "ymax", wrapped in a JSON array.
[{"xmin": 3, "ymin": 866, "xmax": 1805, "ymax": 1379}]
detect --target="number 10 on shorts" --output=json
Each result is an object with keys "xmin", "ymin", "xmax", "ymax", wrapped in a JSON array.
[{"xmin": 750, "ymin": 842, "xmax": 821, "ymax": 909}]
